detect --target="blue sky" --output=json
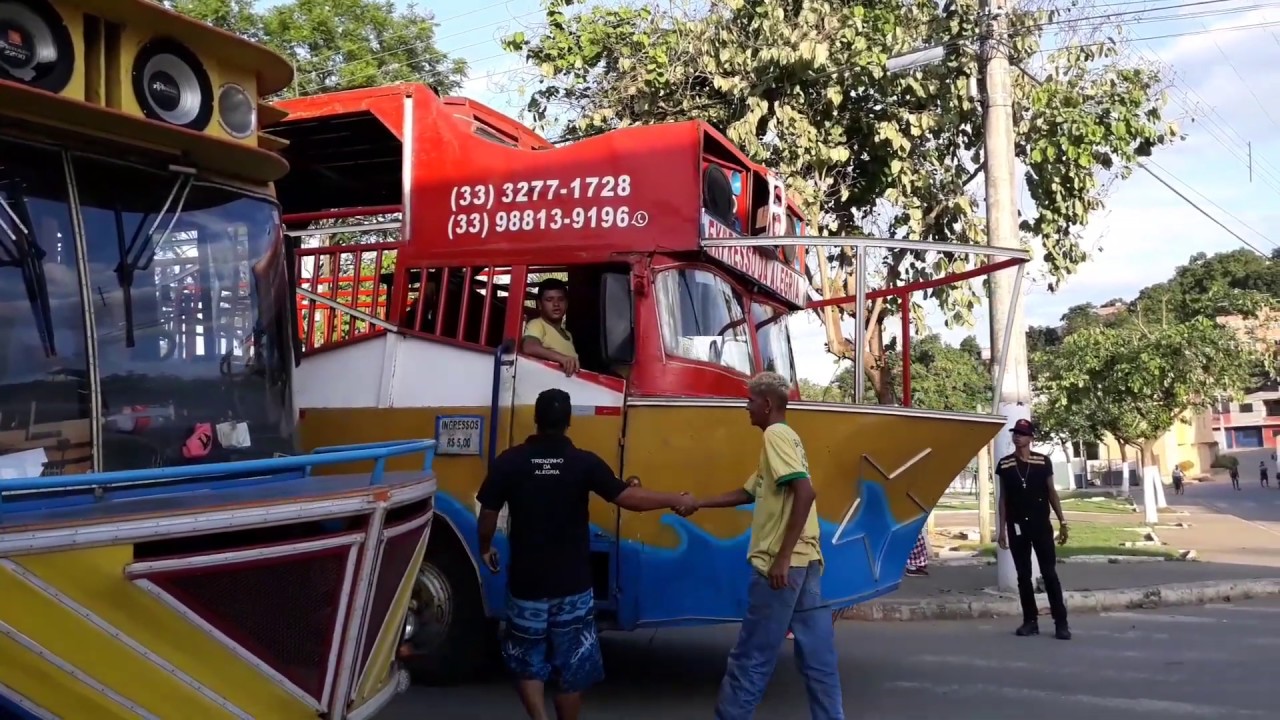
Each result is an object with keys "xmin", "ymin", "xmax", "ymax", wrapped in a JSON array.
[{"xmin": 420, "ymin": 1, "xmax": 1280, "ymax": 383}]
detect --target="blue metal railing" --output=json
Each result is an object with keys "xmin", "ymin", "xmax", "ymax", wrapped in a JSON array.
[{"xmin": 0, "ymin": 439, "xmax": 436, "ymax": 516}]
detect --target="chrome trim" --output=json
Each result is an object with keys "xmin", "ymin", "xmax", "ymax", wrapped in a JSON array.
[
  {"xmin": 624, "ymin": 397, "xmax": 1008, "ymax": 424},
  {"xmin": 0, "ymin": 680, "xmax": 57, "ymax": 720},
  {"xmin": 700, "ymin": 235, "xmax": 1033, "ymax": 261},
  {"xmin": 383, "ymin": 508, "xmax": 432, "ymax": 540},
  {"xmin": 0, "ymin": 618, "xmax": 159, "ymax": 719},
  {"xmin": 0, "ymin": 478, "xmax": 437, "ymax": 556},
  {"xmin": 854, "ymin": 247, "xmax": 867, "ymax": 404},
  {"xmin": 132, "ymin": 579, "xmax": 323, "ymax": 711},
  {"xmin": 354, "ymin": 522, "xmax": 430, "ymax": 696},
  {"xmin": 346, "ymin": 670, "xmax": 401, "ymax": 720},
  {"xmin": 990, "ymin": 262, "xmax": 1026, "ymax": 415},
  {"xmin": 296, "ymin": 286, "xmax": 399, "ymax": 332},
  {"xmin": 286, "ymin": 221, "xmax": 401, "ymax": 237},
  {"xmin": 321, "ymin": 543, "xmax": 362, "ymax": 710},
  {"xmin": 432, "ymin": 512, "xmax": 489, "ymax": 616},
  {"xmin": 402, "ymin": 94, "xmax": 414, "ymax": 242},
  {"xmin": 125, "ymin": 533, "xmax": 365, "ymax": 576},
  {"xmin": 62, "ymin": 151, "xmax": 103, "ymax": 473},
  {"xmin": 0, "ymin": 499, "xmax": 373, "ymax": 556},
  {"xmin": 0, "ymin": 560, "xmax": 252, "ymax": 719},
  {"xmin": 330, "ymin": 503, "xmax": 389, "ymax": 719}
]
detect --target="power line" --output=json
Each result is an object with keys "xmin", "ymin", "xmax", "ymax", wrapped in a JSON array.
[{"xmin": 1137, "ymin": 163, "xmax": 1271, "ymax": 256}]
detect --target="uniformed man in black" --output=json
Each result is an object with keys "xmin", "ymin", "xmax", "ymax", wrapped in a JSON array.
[{"xmin": 996, "ymin": 418, "xmax": 1071, "ymax": 640}]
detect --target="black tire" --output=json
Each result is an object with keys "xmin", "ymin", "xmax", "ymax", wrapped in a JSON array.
[{"xmin": 403, "ymin": 541, "xmax": 498, "ymax": 686}]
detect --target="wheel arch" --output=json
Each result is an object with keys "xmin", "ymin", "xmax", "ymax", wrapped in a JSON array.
[{"xmin": 427, "ymin": 511, "xmax": 489, "ymax": 615}]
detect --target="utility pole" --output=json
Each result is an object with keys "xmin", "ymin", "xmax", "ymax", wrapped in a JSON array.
[
  {"xmin": 980, "ymin": 0, "xmax": 1035, "ymax": 592},
  {"xmin": 977, "ymin": 434, "xmax": 992, "ymax": 543}
]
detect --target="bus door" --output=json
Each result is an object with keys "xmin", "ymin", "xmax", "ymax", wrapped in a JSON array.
[{"xmin": 505, "ymin": 265, "xmax": 631, "ymax": 614}]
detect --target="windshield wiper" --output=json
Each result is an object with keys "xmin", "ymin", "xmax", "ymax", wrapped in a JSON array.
[
  {"xmin": 113, "ymin": 172, "xmax": 193, "ymax": 348},
  {"xmin": 0, "ymin": 185, "xmax": 57, "ymax": 357}
]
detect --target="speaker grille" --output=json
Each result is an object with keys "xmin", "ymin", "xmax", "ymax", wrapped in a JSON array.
[
  {"xmin": 0, "ymin": 0, "xmax": 75, "ymax": 93},
  {"xmin": 130, "ymin": 36, "xmax": 212, "ymax": 131}
]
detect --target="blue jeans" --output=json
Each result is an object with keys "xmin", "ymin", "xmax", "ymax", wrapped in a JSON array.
[{"xmin": 715, "ymin": 561, "xmax": 844, "ymax": 719}]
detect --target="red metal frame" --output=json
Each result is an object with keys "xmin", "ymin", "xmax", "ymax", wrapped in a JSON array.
[{"xmin": 274, "ymin": 83, "xmax": 1021, "ymax": 405}]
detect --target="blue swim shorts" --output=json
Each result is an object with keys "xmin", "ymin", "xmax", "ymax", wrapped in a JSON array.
[{"xmin": 502, "ymin": 588, "xmax": 604, "ymax": 693}]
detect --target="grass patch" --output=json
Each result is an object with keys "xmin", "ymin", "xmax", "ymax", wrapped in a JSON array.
[
  {"xmin": 1059, "ymin": 497, "xmax": 1135, "ymax": 514},
  {"xmin": 937, "ymin": 500, "xmax": 979, "ymax": 511},
  {"xmin": 954, "ymin": 521, "xmax": 1179, "ymax": 559}
]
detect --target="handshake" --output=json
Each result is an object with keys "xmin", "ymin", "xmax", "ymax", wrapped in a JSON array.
[{"xmin": 673, "ymin": 492, "xmax": 699, "ymax": 517}]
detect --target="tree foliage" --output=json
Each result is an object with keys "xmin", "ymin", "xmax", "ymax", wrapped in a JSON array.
[
  {"xmin": 1035, "ymin": 318, "xmax": 1256, "ymax": 462},
  {"xmin": 503, "ymin": 0, "xmax": 1177, "ymax": 401},
  {"xmin": 800, "ymin": 333, "xmax": 990, "ymax": 412},
  {"xmin": 169, "ymin": 0, "xmax": 468, "ymax": 96}
]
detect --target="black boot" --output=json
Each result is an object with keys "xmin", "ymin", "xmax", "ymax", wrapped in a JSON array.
[
  {"xmin": 1015, "ymin": 620, "xmax": 1039, "ymax": 636},
  {"xmin": 1054, "ymin": 623, "xmax": 1072, "ymax": 640}
]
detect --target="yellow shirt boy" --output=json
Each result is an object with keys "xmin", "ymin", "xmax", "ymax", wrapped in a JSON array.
[
  {"xmin": 744, "ymin": 423, "xmax": 823, "ymax": 574},
  {"xmin": 523, "ymin": 317, "xmax": 577, "ymax": 358}
]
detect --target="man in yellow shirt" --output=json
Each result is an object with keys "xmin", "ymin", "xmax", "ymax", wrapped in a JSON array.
[
  {"xmin": 680, "ymin": 371, "xmax": 843, "ymax": 720},
  {"xmin": 521, "ymin": 278, "xmax": 579, "ymax": 376}
]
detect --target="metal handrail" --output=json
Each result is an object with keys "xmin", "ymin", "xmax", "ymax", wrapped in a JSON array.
[
  {"xmin": 699, "ymin": 235, "xmax": 1033, "ymax": 261},
  {"xmin": 0, "ymin": 439, "xmax": 436, "ymax": 505}
]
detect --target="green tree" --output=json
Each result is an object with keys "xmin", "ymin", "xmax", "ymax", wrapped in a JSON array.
[
  {"xmin": 169, "ymin": 0, "xmax": 468, "ymax": 96},
  {"xmin": 821, "ymin": 333, "xmax": 989, "ymax": 411},
  {"xmin": 504, "ymin": 0, "xmax": 1177, "ymax": 401},
  {"xmin": 1133, "ymin": 249, "xmax": 1279, "ymax": 325},
  {"xmin": 1034, "ymin": 319, "xmax": 1256, "ymax": 466}
]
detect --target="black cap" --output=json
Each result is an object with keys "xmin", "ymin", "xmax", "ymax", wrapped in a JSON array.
[
  {"xmin": 534, "ymin": 388, "xmax": 572, "ymax": 432},
  {"xmin": 1010, "ymin": 419, "xmax": 1036, "ymax": 437}
]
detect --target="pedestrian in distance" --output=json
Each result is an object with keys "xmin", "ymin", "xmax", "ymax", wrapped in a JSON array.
[
  {"xmin": 1260, "ymin": 461, "xmax": 1270, "ymax": 489},
  {"xmin": 905, "ymin": 529, "xmax": 930, "ymax": 577},
  {"xmin": 476, "ymin": 388, "xmax": 697, "ymax": 720},
  {"xmin": 1230, "ymin": 464, "xmax": 1241, "ymax": 491},
  {"xmin": 1171, "ymin": 465, "xmax": 1185, "ymax": 496},
  {"xmin": 996, "ymin": 418, "xmax": 1072, "ymax": 641},
  {"xmin": 677, "ymin": 371, "xmax": 844, "ymax": 720}
]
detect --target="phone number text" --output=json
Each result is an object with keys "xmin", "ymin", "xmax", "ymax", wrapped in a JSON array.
[
  {"xmin": 447, "ymin": 206, "xmax": 649, "ymax": 240},
  {"xmin": 450, "ymin": 176, "xmax": 632, "ymax": 210}
]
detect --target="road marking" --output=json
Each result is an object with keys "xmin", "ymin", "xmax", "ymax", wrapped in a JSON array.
[
  {"xmin": 1196, "ymin": 499, "xmax": 1280, "ymax": 539},
  {"xmin": 885, "ymin": 681, "xmax": 1265, "ymax": 716},
  {"xmin": 1202, "ymin": 602, "xmax": 1276, "ymax": 611},
  {"xmin": 1100, "ymin": 612, "xmax": 1228, "ymax": 624},
  {"xmin": 908, "ymin": 655, "xmax": 1172, "ymax": 681}
]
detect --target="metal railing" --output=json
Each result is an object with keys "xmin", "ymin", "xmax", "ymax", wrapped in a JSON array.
[{"xmin": 0, "ymin": 439, "xmax": 437, "ymax": 516}]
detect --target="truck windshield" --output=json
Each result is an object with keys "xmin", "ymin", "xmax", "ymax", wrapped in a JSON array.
[
  {"xmin": 654, "ymin": 267, "xmax": 753, "ymax": 376},
  {"xmin": 75, "ymin": 156, "xmax": 296, "ymax": 471},
  {"xmin": 0, "ymin": 136, "xmax": 296, "ymax": 476},
  {"xmin": 751, "ymin": 302, "xmax": 797, "ymax": 387}
]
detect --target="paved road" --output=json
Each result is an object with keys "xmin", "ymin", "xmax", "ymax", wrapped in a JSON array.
[
  {"xmin": 1147, "ymin": 477, "xmax": 1280, "ymax": 567},
  {"xmin": 382, "ymin": 599, "xmax": 1280, "ymax": 719}
]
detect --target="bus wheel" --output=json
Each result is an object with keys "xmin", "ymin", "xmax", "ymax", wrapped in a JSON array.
[{"xmin": 403, "ymin": 547, "xmax": 496, "ymax": 685}]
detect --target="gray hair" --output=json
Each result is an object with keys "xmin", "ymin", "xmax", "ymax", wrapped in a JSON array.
[{"xmin": 748, "ymin": 371, "xmax": 791, "ymax": 405}]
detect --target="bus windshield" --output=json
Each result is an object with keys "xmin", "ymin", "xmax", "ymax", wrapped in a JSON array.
[
  {"xmin": 751, "ymin": 302, "xmax": 797, "ymax": 387},
  {"xmin": 0, "ymin": 137, "xmax": 296, "ymax": 475}
]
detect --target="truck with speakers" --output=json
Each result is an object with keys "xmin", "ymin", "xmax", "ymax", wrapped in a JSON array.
[
  {"xmin": 269, "ymin": 83, "xmax": 1032, "ymax": 684},
  {"xmin": 0, "ymin": 2, "xmax": 434, "ymax": 718}
]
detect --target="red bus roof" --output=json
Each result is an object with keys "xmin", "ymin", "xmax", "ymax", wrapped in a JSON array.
[{"xmin": 273, "ymin": 83, "xmax": 813, "ymax": 307}]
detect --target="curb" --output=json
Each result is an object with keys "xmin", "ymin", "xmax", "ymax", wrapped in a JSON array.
[
  {"xmin": 933, "ymin": 554, "xmax": 1186, "ymax": 567},
  {"xmin": 839, "ymin": 578, "xmax": 1280, "ymax": 621}
]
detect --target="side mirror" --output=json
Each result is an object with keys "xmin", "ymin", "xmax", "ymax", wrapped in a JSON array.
[{"xmin": 600, "ymin": 272, "xmax": 635, "ymax": 365}]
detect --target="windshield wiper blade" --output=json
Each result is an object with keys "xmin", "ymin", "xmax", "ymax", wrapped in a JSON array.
[
  {"xmin": 114, "ymin": 173, "xmax": 193, "ymax": 348},
  {"xmin": 0, "ymin": 187, "xmax": 58, "ymax": 357}
]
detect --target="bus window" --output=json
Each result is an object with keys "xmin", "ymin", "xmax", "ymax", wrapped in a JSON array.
[
  {"xmin": 751, "ymin": 302, "xmax": 797, "ymax": 387},
  {"xmin": 404, "ymin": 266, "xmax": 510, "ymax": 349},
  {"xmin": 75, "ymin": 156, "xmax": 295, "ymax": 471},
  {"xmin": 0, "ymin": 139, "xmax": 93, "ymax": 474},
  {"xmin": 654, "ymin": 268, "xmax": 753, "ymax": 376}
]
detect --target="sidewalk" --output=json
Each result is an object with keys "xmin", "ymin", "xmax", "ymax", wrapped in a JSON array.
[{"xmin": 841, "ymin": 560, "xmax": 1280, "ymax": 621}]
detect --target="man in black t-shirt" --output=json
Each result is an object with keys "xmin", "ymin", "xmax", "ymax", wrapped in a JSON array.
[
  {"xmin": 996, "ymin": 418, "xmax": 1071, "ymax": 640},
  {"xmin": 476, "ymin": 388, "xmax": 694, "ymax": 720}
]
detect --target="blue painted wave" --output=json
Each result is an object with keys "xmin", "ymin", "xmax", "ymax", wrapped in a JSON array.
[{"xmin": 433, "ymin": 479, "xmax": 926, "ymax": 630}]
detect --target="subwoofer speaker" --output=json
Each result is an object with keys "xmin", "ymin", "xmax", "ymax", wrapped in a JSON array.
[
  {"xmin": 130, "ymin": 36, "xmax": 212, "ymax": 131},
  {"xmin": 0, "ymin": 0, "xmax": 75, "ymax": 93}
]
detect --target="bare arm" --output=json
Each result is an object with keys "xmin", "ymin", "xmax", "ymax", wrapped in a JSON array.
[
  {"xmin": 477, "ymin": 508, "xmax": 500, "ymax": 555},
  {"xmin": 1047, "ymin": 476, "xmax": 1066, "ymax": 525},
  {"xmin": 774, "ymin": 478, "xmax": 816, "ymax": 563},
  {"xmin": 521, "ymin": 335, "xmax": 579, "ymax": 375},
  {"xmin": 694, "ymin": 488, "xmax": 754, "ymax": 510},
  {"xmin": 612, "ymin": 486, "xmax": 691, "ymax": 513}
]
